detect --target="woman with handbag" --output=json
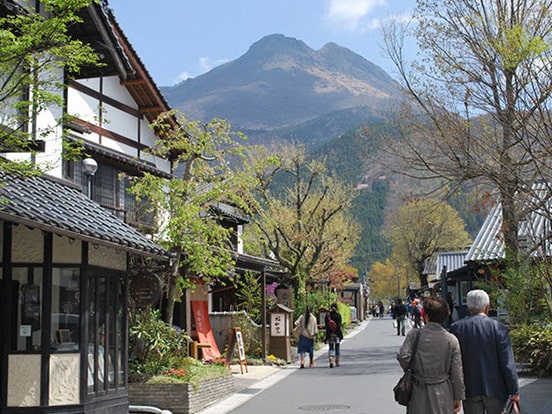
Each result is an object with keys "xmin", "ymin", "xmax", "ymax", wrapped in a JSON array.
[
  {"xmin": 294, "ymin": 305, "xmax": 318, "ymax": 368},
  {"xmin": 396, "ymin": 296, "xmax": 465, "ymax": 413}
]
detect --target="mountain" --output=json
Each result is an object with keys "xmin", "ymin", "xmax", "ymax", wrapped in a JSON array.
[{"xmin": 161, "ymin": 34, "xmax": 402, "ymax": 135}]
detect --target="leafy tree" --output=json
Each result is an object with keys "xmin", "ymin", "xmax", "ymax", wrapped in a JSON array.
[
  {"xmin": 243, "ymin": 143, "xmax": 360, "ymax": 307},
  {"xmin": 129, "ymin": 111, "xmax": 252, "ymax": 325},
  {"xmin": 380, "ymin": 0, "xmax": 552, "ymax": 263},
  {"xmin": 385, "ymin": 198, "xmax": 471, "ymax": 287},
  {"xmin": 0, "ymin": 0, "xmax": 101, "ymax": 174},
  {"xmin": 367, "ymin": 258, "xmax": 408, "ymax": 301}
]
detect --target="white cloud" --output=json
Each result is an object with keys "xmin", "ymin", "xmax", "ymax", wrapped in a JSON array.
[
  {"xmin": 173, "ymin": 56, "xmax": 231, "ymax": 84},
  {"xmin": 174, "ymin": 71, "xmax": 192, "ymax": 84},
  {"xmin": 324, "ymin": 0, "xmax": 387, "ymax": 30},
  {"xmin": 199, "ymin": 57, "xmax": 230, "ymax": 73}
]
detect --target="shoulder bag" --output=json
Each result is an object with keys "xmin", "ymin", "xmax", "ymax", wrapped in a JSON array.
[{"xmin": 393, "ymin": 329, "xmax": 421, "ymax": 406}]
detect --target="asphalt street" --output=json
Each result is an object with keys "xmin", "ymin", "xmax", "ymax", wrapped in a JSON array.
[
  {"xmin": 201, "ymin": 316, "xmax": 552, "ymax": 414},
  {"xmin": 206, "ymin": 317, "xmax": 407, "ymax": 414}
]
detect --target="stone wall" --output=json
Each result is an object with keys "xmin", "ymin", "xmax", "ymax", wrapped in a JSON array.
[{"xmin": 128, "ymin": 376, "xmax": 233, "ymax": 414}]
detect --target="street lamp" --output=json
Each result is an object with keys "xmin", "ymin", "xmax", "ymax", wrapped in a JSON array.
[{"xmin": 82, "ymin": 157, "xmax": 98, "ymax": 199}]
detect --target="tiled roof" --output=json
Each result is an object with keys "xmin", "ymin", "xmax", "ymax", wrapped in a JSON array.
[{"xmin": 0, "ymin": 172, "xmax": 167, "ymax": 258}]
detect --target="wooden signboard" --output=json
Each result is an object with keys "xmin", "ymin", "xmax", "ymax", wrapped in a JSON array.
[{"xmin": 225, "ymin": 327, "xmax": 248, "ymax": 374}]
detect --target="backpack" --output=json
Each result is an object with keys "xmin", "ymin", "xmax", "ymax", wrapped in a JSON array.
[
  {"xmin": 413, "ymin": 304, "xmax": 421, "ymax": 316},
  {"xmin": 327, "ymin": 314, "xmax": 338, "ymax": 332}
]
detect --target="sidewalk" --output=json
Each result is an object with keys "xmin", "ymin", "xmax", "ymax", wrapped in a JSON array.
[{"xmin": 205, "ymin": 320, "xmax": 552, "ymax": 414}]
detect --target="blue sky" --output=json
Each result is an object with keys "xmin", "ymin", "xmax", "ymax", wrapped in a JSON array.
[{"xmin": 108, "ymin": 0, "xmax": 416, "ymax": 87}]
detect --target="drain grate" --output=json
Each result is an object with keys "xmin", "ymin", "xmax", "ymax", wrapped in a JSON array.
[{"xmin": 299, "ymin": 404, "xmax": 350, "ymax": 411}]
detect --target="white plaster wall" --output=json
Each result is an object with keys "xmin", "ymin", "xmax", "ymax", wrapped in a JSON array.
[
  {"xmin": 75, "ymin": 77, "xmax": 101, "ymax": 91},
  {"xmin": 140, "ymin": 119, "xmax": 156, "ymax": 146},
  {"xmin": 88, "ymin": 244, "xmax": 127, "ymax": 271},
  {"xmin": 103, "ymin": 75, "xmax": 136, "ymax": 107},
  {"xmin": 100, "ymin": 134, "xmax": 137, "ymax": 158},
  {"xmin": 52, "ymin": 235, "xmax": 82, "ymax": 263},
  {"xmin": 104, "ymin": 103, "xmax": 139, "ymax": 142},
  {"xmin": 67, "ymin": 86, "xmax": 101, "ymax": 125},
  {"xmin": 7, "ymin": 354, "xmax": 41, "ymax": 407},
  {"xmin": 11, "ymin": 225, "xmax": 43, "ymax": 263},
  {"xmin": 49, "ymin": 354, "xmax": 80, "ymax": 405}
]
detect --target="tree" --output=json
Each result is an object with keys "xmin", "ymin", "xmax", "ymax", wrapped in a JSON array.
[
  {"xmin": 367, "ymin": 258, "xmax": 408, "ymax": 302},
  {"xmin": 385, "ymin": 198, "xmax": 471, "ymax": 287},
  {"xmin": 380, "ymin": 0, "xmax": 552, "ymax": 263},
  {"xmin": 129, "ymin": 111, "xmax": 252, "ymax": 325},
  {"xmin": 0, "ymin": 0, "xmax": 101, "ymax": 174},
  {"xmin": 243, "ymin": 143, "xmax": 360, "ymax": 306}
]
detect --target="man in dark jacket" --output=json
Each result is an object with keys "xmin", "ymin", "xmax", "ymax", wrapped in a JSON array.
[
  {"xmin": 449, "ymin": 290, "xmax": 519, "ymax": 414},
  {"xmin": 394, "ymin": 299, "xmax": 408, "ymax": 336}
]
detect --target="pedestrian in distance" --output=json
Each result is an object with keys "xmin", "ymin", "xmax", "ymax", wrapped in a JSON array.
[
  {"xmin": 397, "ymin": 295, "xmax": 465, "ymax": 413},
  {"xmin": 394, "ymin": 298, "xmax": 408, "ymax": 336},
  {"xmin": 449, "ymin": 289, "xmax": 520, "ymax": 414},
  {"xmin": 412, "ymin": 299, "xmax": 423, "ymax": 329},
  {"xmin": 294, "ymin": 305, "xmax": 319, "ymax": 368},
  {"xmin": 325, "ymin": 302, "xmax": 343, "ymax": 368}
]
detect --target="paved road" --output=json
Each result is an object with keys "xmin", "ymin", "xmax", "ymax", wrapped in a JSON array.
[
  {"xmin": 212, "ymin": 317, "xmax": 406, "ymax": 414},
  {"xmin": 202, "ymin": 317, "xmax": 552, "ymax": 414}
]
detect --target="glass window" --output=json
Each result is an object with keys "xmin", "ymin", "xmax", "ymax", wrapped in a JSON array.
[
  {"xmin": 12, "ymin": 267, "xmax": 43, "ymax": 352},
  {"xmin": 51, "ymin": 268, "xmax": 80, "ymax": 352},
  {"xmin": 87, "ymin": 270, "xmax": 123, "ymax": 395}
]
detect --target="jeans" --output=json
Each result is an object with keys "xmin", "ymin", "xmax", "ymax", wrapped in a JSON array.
[
  {"xmin": 463, "ymin": 396, "xmax": 507, "ymax": 414},
  {"xmin": 396, "ymin": 316, "xmax": 406, "ymax": 335},
  {"xmin": 328, "ymin": 337, "xmax": 340, "ymax": 358}
]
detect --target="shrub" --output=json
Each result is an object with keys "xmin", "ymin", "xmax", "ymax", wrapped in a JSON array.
[
  {"xmin": 510, "ymin": 323, "xmax": 552, "ymax": 377},
  {"xmin": 128, "ymin": 307, "xmax": 191, "ymax": 377}
]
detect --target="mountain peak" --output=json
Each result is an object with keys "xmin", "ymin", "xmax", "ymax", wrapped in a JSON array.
[{"xmin": 161, "ymin": 35, "xmax": 400, "ymax": 130}]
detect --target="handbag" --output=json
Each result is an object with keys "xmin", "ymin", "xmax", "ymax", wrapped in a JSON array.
[
  {"xmin": 502, "ymin": 399, "xmax": 521, "ymax": 414},
  {"xmin": 393, "ymin": 329, "xmax": 421, "ymax": 406}
]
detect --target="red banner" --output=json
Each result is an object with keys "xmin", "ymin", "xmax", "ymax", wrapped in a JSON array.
[{"xmin": 191, "ymin": 301, "xmax": 221, "ymax": 361}]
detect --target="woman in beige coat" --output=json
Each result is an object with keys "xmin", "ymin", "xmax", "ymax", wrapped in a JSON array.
[
  {"xmin": 294, "ymin": 305, "xmax": 318, "ymax": 368},
  {"xmin": 397, "ymin": 296, "xmax": 465, "ymax": 413}
]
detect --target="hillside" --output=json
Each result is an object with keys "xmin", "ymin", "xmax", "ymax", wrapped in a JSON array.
[{"xmin": 161, "ymin": 34, "xmax": 402, "ymax": 133}]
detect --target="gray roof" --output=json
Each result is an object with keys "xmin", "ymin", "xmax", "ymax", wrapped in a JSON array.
[
  {"xmin": 425, "ymin": 251, "xmax": 468, "ymax": 281},
  {"xmin": 466, "ymin": 183, "xmax": 552, "ymax": 262},
  {"xmin": 0, "ymin": 172, "xmax": 167, "ymax": 258}
]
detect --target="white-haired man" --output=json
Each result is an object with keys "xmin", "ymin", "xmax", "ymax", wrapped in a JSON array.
[{"xmin": 449, "ymin": 289, "xmax": 519, "ymax": 414}]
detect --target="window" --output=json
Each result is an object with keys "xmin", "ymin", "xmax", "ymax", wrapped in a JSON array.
[
  {"xmin": 11, "ymin": 267, "xmax": 43, "ymax": 352},
  {"xmin": 51, "ymin": 268, "xmax": 80, "ymax": 352},
  {"xmin": 66, "ymin": 159, "xmax": 155, "ymax": 230},
  {"xmin": 87, "ymin": 269, "xmax": 125, "ymax": 395}
]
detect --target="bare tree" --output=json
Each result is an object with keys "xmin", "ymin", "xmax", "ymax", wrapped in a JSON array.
[{"xmin": 380, "ymin": 0, "xmax": 552, "ymax": 262}]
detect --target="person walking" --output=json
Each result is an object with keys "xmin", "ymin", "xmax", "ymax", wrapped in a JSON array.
[
  {"xmin": 294, "ymin": 305, "xmax": 319, "ymax": 368},
  {"xmin": 449, "ymin": 290, "xmax": 520, "ymax": 414},
  {"xmin": 412, "ymin": 299, "xmax": 423, "ymax": 329},
  {"xmin": 325, "ymin": 302, "xmax": 343, "ymax": 368},
  {"xmin": 394, "ymin": 299, "xmax": 408, "ymax": 336},
  {"xmin": 397, "ymin": 295, "xmax": 465, "ymax": 413}
]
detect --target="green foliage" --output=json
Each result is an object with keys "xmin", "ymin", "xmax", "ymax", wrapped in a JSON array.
[
  {"xmin": 510, "ymin": 323, "xmax": 552, "ymax": 377},
  {"xmin": 129, "ymin": 111, "xmax": 254, "ymax": 324},
  {"xmin": 128, "ymin": 308, "xmax": 191, "ymax": 377},
  {"xmin": 387, "ymin": 198, "xmax": 471, "ymax": 286},
  {"xmin": 144, "ymin": 358, "xmax": 229, "ymax": 387},
  {"xmin": 245, "ymin": 143, "xmax": 359, "ymax": 304},
  {"xmin": 235, "ymin": 272, "xmax": 263, "ymax": 324},
  {"xmin": 228, "ymin": 312, "xmax": 264, "ymax": 358},
  {"xmin": 0, "ymin": 0, "xmax": 102, "ymax": 173}
]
